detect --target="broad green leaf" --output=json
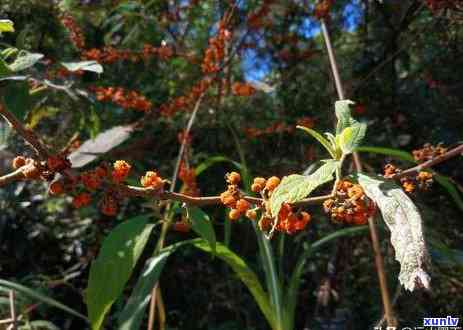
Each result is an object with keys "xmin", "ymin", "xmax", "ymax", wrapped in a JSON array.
[
  {"xmin": 27, "ymin": 320, "xmax": 60, "ymax": 330},
  {"xmin": 193, "ymin": 240, "xmax": 276, "ymax": 328},
  {"xmin": 335, "ymin": 99, "xmax": 355, "ymax": 134},
  {"xmin": 270, "ymin": 160, "xmax": 338, "ymax": 218},
  {"xmin": 9, "ymin": 52, "xmax": 44, "ymax": 71},
  {"xmin": 339, "ymin": 122, "xmax": 367, "ymax": 155},
  {"xmin": 357, "ymin": 173, "xmax": 431, "ymax": 291},
  {"xmin": 117, "ymin": 249, "xmax": 173, "ymax": 330},
  {"xmin": 86, "ymin": 215, "xmax": 154, "ymax": 330},
  {"xmin": 297, "ymin": 126, "xmax": 336, "ymax": 159},
  {"xmin": 0, "ymin": 279, "xmax": 88, "ymax": 322},
  {"xmin": 0, "ymin": 20, "xmax": 14, "ymax": 33},
  {"xmin": 1, "ymin": 81, "xmax": 31, "ymax": 121},
  {"xmin": 62, "ymin": 61, "xmax": 103, "ymax": 74},
  {"xmin": 187, "ymin": 207, "xmax": 216, "ymax": 252}
]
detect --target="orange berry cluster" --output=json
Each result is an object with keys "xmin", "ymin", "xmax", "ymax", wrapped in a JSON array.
[
  {"xmin": 231, "ymin": 82, "xmax": 256, "ymax": 97},
  {"xmin": 273, "ymin": 203, "xmax": 311, "ymax": 234},
  {"xmin": 314, "ymin": 0, "xmax": 334, "ymax": 20},
  {"xmin": 60, "ymin": 12, "xmax": 86, "ymax": 50},
  {"xmin": 140, "ymin": 170, "xmax": 165, "ymax": 190},
  {"xmin": 178, "ymin": 162, "xmax": 199, "ymax": 197},
  {"xmin": 243, "ymin": 117, "xmax": 315, "ymax": 139},
  {"xmin": 201, "ymin": 19, "xmax": 232, "ymax": 74},
  {"xmin": 412, "ymin": 143, "xmax": 447, "ymax": 163},
  {"xmin": 112, "ymin": 160, "xmax": 131, "ymax": 183},
  {"xmin": 323, "ymin": 180, "xmax": 376, "ymax": 225},
  {"xmin": 92, "ymin": 86, "xmax": 152, "ymax": 112},
  {"xmin": 81, "ymin": 43, "xmax": 174, "ymax": 64},
  {"xmin": 251, "ymin": 176, "xmax": 311, "ymax": 235},
  {"xmin": 383, "ymin": 164, "xmax": 433, "ymax": 193},
  {"xmin": 12, "ymin": 154, "xmax": 71, "ymax": 182},
  {"xmin": 220, "ymin": 172, "xmax": 254, "ymax": 221},
  {"xmin": 159, "ymin": 78, "xmax": 212, "ymax": 117},
  {"xmin": 247, "ymin": 0, "xmax": 273, "ymax": 30}
]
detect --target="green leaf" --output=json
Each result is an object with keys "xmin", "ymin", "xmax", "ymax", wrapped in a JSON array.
[
  {"xmin": 270, "ymin": 160, "xmax": 337, "ymax": 218},
  {"xmin": 339, "ymin": 122, "xmax": 367, "ymax": 155},
  {"xmin": 86, "ymin": 215, "xmax": 154, "ymax": 330},
  {"xmin": 187, "ymin": 207, "xmax": 216, "ymax": 252},
  {"xmin": 193, "ymin": 240, "xmax": 276, "ymax": 328},
  {"xmin": 195, "ymin": 155, "xmax": 241, "ymax": 176},
  {"xmin": 62, "ymin": 61, "xmax": 103, "ymax": 74},
  {"xmin": 118, "ymin": 239, "xmax": 276, "ymax": 330},
  {"xmin": 433, "ymin": 174, "xmax": 463, "ymax": 211},
  {"xmin": 27, "ymin": 320, "xmax": 61, "ymax": 330},
  {"xmin": 0, "ymin": 279, "xmax": 88, "ymax": 322},
  {"xmin": 357, "ymin": 173, "xmax": 431, "ymax": 291},
  {"xmin": 335, "ymin": 99, "xmax": 355, "ymax": 134},
  {"xmin": 355, "ymin": 146, "xmax": 415, "ymax": 162},
  {"xmin": 0, "ymin": 20, "xmax": 14, "ymax": 33},
  {"xmin": 27, "ymin": 106, "xmax": 60, "ymax": 129},
  {"xmin": 0, "ymin": 58, "xmax": 12, "ymax": 77},
  {"xmin": 117, "ymin": 249, "xmax": 173, "ymax": 330},
  {"xmin": 1, "ymin": 81, "xmax": 31, "ymax": 121},
  {"xmin": 9, "ymin": 52, "xmax": 44, "ymax": 71},
  {"xmin": 297, "ymin": 126, "xmax": 336, "ymax": 159}
]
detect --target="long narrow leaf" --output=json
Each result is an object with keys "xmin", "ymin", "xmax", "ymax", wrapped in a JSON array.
[
  {"xmin": 0, "ymin": 279, "xmax": 88, "ymax": 322},
  {"xmin": 297, "ymin": 126, "xmax": 336, "ymax": 159}
]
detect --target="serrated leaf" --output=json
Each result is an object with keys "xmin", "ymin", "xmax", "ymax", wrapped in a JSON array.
[
  {"xmin": 9, "ymin": 52, "xmax": 43, "ymax": 71},
  {"xmin": 0, "ymin": 20, "xmax": 14, "ymax": 33},
  {"xmin": 297, "ymin": 126, "xmax": 336, "ymax": 159},
  {"xmin": 62, "ymin": 61, "xmax": 103, "ymax": 74},
  {"xmin": 69, "ymin": 125, "xmax": 133, "ymax": 168},
  {"xmin": 270, "ymin": 160, "xmax": 337, "ymax": 217},
  {"xmin": 335, "ymin": 100, "xmax": 355, "ymax": 134},
  {"xmin": 339, "ymin": 122, "xmax": 366, "ymax": 155},
  {"xmin": 187, "ymin": 207, "xmax": 216, "ymax": 252},
  {"xmin": 86, "ymin": 215, "xmax": 153, "ymax": 330},
  {"xmin": 357, "ymin": 173, "xmax": 431, "ymax": 291}
]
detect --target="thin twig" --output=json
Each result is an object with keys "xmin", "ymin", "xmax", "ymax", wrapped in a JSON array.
[
  {"xmin": 391, "ymin": 144, "xmax": 463, "ymax": 179},
  {"xmin": 8, "ymin": 290, "xmax": 17, "ymax": 330},
  {"xmin": 320, "ymin": 17, "xmax": 396, "ymax": 327},
  {"xmin": 0, "ymin": 104, "xmax": 50, "ymax": 158},
  {"xmin": 0, "ymin": 168, "xmax": 25, "ymax": 187}
]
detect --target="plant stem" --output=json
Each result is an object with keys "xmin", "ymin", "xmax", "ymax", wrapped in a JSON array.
[{"xmin": 320, "ymin": 17, "xmax": 396, "ymax": 327}]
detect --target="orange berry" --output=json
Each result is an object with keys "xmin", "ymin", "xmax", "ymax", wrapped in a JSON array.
[
  {"xmin": 173, "ymin": 222, "xmax": 191, "ymax": 233},
  {"xmin": 112, "ymin": 160, "xmax": 131, "ymax": 183},
  {"xmin": 23, "ymin": 164, "xmax": 40, "ymax": 180},
  {"xmin": 220, "ymin": 191, "xmax": 236, "ymax": 207},
  {"xmin": 265, "ymin": 176, "xmax": 280, "ymax": 191},
  {"xmin": 299, "ymin": 211, "xmax": 311, "ymax": 224},
  {"xmin": 236, "ymin": 199, "xmax": 251, "ymax": 213},
  {"xmin": 228, "ymin": 209, "xmax": 241, "ymax": 221},
  {"xmin": 49, "ymin": 181, "xmax": 64, "ymax": 195},
  {"xmin": 12, "ymin": 156, "xmax": 26, "ymax": 169},
  {"xmin": 245, "ymin": 209, "xmax": 257, "ymax": 220},
  {"xmin": 81, "ymin": 171, "xmax": 102, "ymax": 191},
  {"xmin": 253, "ymin": 177, "xmax": 266, "ymax": 186},
  {"xmin": 72, "ymin": 193, "xmax": 91, "ymax": 208},
  {"xmin": 95, "ymin": 166, "xmax": 108, "ymax": 178},
  {"xmin": 226, "ymin": 171, "xmax": 241, "ymax": 185},
  {"xmin": 47, "ymin": 155, "xmax": 70, "ymax": 172},
  {"xmin": 140, "ymin": 171, "xmax": 164, "ymax": 189},
  {"xmin": 251, "ymin": 183, "xmax": 263, "ymax": 193},
  {"xmin": 259, "ymin": 216, "xmax": 272, "ymax": 231},
  {"xmin": 100, "ymin": 195, "xmax": 118, "ymax": 216}
]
